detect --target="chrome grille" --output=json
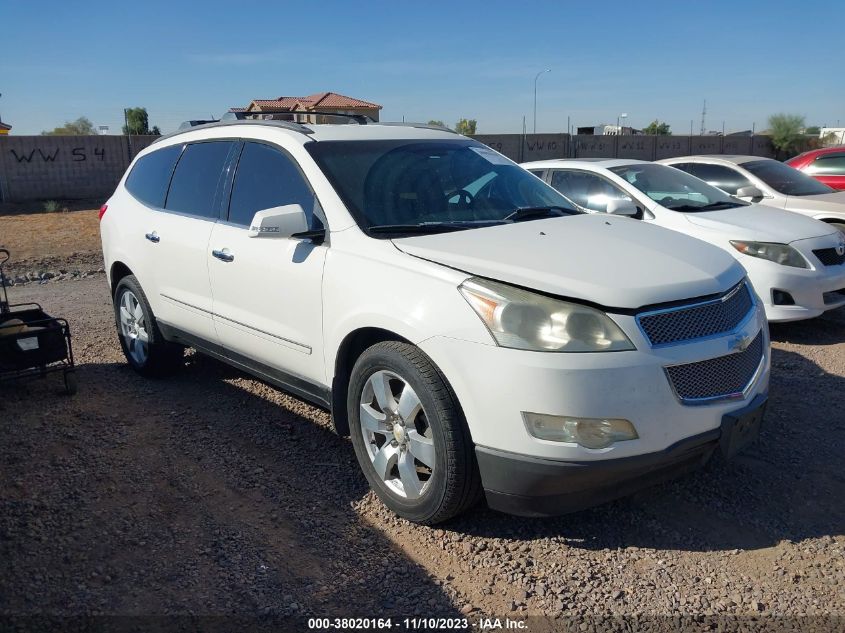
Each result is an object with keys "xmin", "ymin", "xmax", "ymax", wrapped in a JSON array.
[
  {"xmin": 665, "ymin": 330, "xmax": 764, "ymax": 403},
  {"xmin": 638, "ymin": 281, "xmax": 753, "ymax": 347},
  {"xmin": 812, "ymin": 247, "xmax": 845, "ymax": 266}
]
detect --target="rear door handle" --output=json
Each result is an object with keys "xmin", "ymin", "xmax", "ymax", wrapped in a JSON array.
[
  {"xmin": 145, "ymin": 232, "xmax": 160, "ymax": 243},
  {"xmin": 212, "ymin": 248, "xmax": 234, "ymax": 263}
]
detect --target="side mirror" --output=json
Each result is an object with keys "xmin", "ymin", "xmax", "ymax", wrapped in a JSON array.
[
  {"xmin": 606, "ymin": 199, "xmax": 638, "ymax": 216},
  {"xmin": 248, "ymin": 204, "xmax": 309, "ymax": 238},
  {"xmin": 735, "ymin": 185, "xmax": 764, "ymax": 199}
]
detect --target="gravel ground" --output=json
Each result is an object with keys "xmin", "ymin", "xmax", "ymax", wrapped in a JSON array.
[{"xmin": 1, "ymin": 275, "xmax": 843, "ymax": 627}]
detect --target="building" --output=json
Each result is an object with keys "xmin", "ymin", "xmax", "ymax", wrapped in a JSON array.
[
  {"xmin": 232, "ymin": 91, "xmax": 382, "ymax": 123},
  {"xmin": 0, "ymin": 120, "xmax": 10, "ymax": 135},
  {"xmin": 576, "ymin": 124, "xmax": 639, "ymax": 136},
  {"xmin": 820, "ymin": 128, "xmax": 845, "ymax": 146}
]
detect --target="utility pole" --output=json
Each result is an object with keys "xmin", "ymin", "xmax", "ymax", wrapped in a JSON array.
[{"xmin": 700, "ymin": 99, "xmax": 707, "ymax": 136}]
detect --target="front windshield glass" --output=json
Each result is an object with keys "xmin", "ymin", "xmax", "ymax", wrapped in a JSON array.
[
  {"xmin": 610, "ymin": 163, "xmax": 748, "ymax": 212},
  {"xmin": 742, "ymin": 159, "xmax": 834, "ymax": 196},
  {"xmin": 306, "ymin": 139, "xmax": 577, "ymax": 235}
]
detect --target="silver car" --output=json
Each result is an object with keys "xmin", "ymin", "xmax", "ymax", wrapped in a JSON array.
[{"xmin": 658, "ymin": 155, "xmax": 845, "ymax": 234}]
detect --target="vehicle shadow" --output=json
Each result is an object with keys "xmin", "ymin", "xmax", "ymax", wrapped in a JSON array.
[
  {"xmin": 768, "ymin": 306, "xmax": 845, "ymax": 346},
  {"xmin": 0, "ymin": 354, "xmax": 461, "ymax": 618},
  {"xmin": 449, "ymin": 344, "xmax": 845, "ymax": 552}
]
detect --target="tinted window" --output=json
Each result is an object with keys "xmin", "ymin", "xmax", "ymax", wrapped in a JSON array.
[
  {"xmin": 807, "ymin": 154, "xmax": 845, "ymax": 176},
  {"xmin": 165, "ymin": 141, "xmax": 236, "ymax": 217},
  {"xmin": 742, "ymin": 159, "xmax": 834, "ymax": 196},
  {"xmin": 610, "ymin": 163, "xmax": 747, "ymax": 211},
  {"xmin": 678, "ymin": 163, "xmax": 753, "ymax": 195},
  {"xmin": 229, "ymin": 142, "xmax": 321, "ymax": 228},
  {"xmin": 125, "ymin": 145, "xmax": 182, "ymax": 208},
  {"xmin": 306, "ymin": 140, "xmax": 575, "ymax": 235},
  {"xmin": 550, "ymin": 170, "xmax": 633, "ymax": 213}
]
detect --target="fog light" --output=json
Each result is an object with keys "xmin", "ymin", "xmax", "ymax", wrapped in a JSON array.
[{"xmin": 522, "ymin": 412, "xmax": 638, "ymax": 449}]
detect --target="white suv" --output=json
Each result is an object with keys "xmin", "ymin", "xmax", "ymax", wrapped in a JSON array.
[{"xmin": 100, "ymin": 118, "xmax": 770, "ymax": 523}]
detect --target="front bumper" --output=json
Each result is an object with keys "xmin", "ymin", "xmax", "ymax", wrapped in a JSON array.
[
  {"xmin": 478, "ymin": 394, "xmax": 767, "ymax": 517},
  {"xmin": 741, "ymin": 241, "xmax": 845, "ymax": 322}
]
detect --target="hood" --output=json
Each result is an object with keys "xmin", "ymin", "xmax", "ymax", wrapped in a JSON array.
[
  {"xmin": 392, "ymin": 215, "xmax": 744, "ymax": 310},
  {"xmin": 683, "ymin": 204, "xmax": 836, "ymax": 242},
  {"xmin": 783, "ymin": 191, "xmax": 845, "ymax": 216}
]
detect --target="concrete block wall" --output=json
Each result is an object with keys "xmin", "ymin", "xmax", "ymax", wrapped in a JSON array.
[
  {"xmin": 0, "ymin": 131, "xmax": 787, "ymax": 203},
  {"xmin": 472, "ymin": 133, "xmax": 780, "ymax": 163},
  {"xmin": 0, "ymin": 135, "xmax": 160, "ymax": 203}
]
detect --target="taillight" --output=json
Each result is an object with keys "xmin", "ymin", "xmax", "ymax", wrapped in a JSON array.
[{"xmin": 98, "ymin": 204, "xmax": 108, "ymax": 220}]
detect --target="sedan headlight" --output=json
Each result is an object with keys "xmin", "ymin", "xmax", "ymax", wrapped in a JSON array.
[
  {"xmin": 730, "ymin": 241, "xmax": 809, "ymax": 269},
  {"xmin": 459, "ymin": 277, "xmax": 634, "ymax": 352}
]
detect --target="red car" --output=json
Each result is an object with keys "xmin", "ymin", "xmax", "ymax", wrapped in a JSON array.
[{"xmin": 786, "ymin": 146, "xmax": 845, "ymax": 190}]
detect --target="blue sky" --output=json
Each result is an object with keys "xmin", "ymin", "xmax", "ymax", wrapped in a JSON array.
[{"xmin": 2, "ymin": 0, "xmax": 842, "ymax": 136}]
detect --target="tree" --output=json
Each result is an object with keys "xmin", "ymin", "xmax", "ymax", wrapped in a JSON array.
[
  {"xmin": 805, "ymin": 125, "xmax": 820, "ymax": 135},
  {"xmin": 643, "ymin": 120, "xmax": 671, "ymax": 135},
  {"xmin": 454, "ymin": 118, "xmax": 477, "ymax": 135},
  {"xmin": 122, "ymin": 107, "xmax": 161, "ymax": 135},
  {"xmin": 768, "ymin": 113, "xmax": 805, "ymax": 155},
  {"xmin": 427, "ymin": 119, "xmax": 445, "ymax": 127},
  {"xmin": 41, "ymin": 116, "xmax": 98, "ymax": 135}
]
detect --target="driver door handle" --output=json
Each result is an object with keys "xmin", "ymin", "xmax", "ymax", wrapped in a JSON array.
[{"xmin": 212, "ymin": 248, "xmax": 234, "ymax": 263}]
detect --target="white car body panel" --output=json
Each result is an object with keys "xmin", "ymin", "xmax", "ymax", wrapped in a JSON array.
[
  {"xmin": 524, "ymin": 159, "xmax": 845, "ymax": 322},
  {"xmin": 394, "ymin": 214, "xmax": 744, "ymax": 309}
]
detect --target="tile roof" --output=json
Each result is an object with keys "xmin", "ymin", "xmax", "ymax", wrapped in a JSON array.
[{"xmin": 240, "ymin": 92, "xmax": 381, "ymax": 112}]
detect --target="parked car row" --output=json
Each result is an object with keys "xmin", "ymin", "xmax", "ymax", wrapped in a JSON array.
[
  {"xmin": 522, "ymin": 157, "xmax": 845, "ymax": 323},
  {"xmin": 101, "ymin": 117, "xmax": 843, "ymax": 524}
]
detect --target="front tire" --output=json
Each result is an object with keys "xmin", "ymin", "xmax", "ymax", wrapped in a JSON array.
[
  {"xmin": 348, "ymin": 341, "xmax": 481, "ymax": 524},
  {"xmin": 114, "ymin": 275, "xmax": 183, "ymax": 377}
]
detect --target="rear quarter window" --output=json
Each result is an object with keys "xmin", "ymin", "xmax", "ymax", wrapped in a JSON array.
[{"xmin": 124, "ymin": 145, "xmax": 182, "ymax": 208}]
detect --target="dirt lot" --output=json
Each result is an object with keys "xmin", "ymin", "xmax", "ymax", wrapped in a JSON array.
[
  {"xmin": 0, "ymin": 209, "xmax": 103, "ymax": 280},
  {"xmin": 1, "ymin": 274, "xmax": 844, "ymax": 627}
]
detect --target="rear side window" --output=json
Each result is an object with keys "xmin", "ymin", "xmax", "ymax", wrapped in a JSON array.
[
  {"xmin": 228, "ymin": 142, "xmax": 321, "ymax": 228},
  {"xmin": 807, "ymin": 154, "xmax": 845, "ymax": 175},
  {"xmin": 679, "ymin": 163, "xmax": 753, "ymax": 195},
  {"xmin": 165, "ymin": 141, "xmax": 236, "ymax": 218},
  {"xmin": 125, "ymin": 145, "xmax": 182, "ymax": 208}
]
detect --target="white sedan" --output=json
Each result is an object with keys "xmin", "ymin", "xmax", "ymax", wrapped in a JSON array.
[
  {"xmin": 522, "ymin": 159, "xmax": 845, "ymax": 322},
  {"xmin": 657, "ymin": 155, "xmax": 845, "ymax": 234}
]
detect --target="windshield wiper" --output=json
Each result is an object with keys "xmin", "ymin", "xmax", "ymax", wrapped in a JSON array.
[
  {"xmin": 667, "ymin": 201, "xmax": 742, "ymax": 212},
  {"xmin": 367, "ymin": 221, "xmax": 504, "ymax": 235},
  {"xmin": 503, "ymin": 206, "xmax": 575, "ymax": 222}
]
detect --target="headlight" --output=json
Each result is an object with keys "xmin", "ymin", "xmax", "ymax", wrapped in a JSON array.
[
  {"xmin": 730, "ymin": 241, "xmax": 809, "ymax": 268},
  {"xmin": 459, "ymin": 277, "xmax": 635, "ymax": 352}
]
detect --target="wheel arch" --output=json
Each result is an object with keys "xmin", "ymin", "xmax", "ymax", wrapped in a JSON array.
[
  {"xmin": 110, "ymin": 261, "xmax": 134, "ymax": 295},
  {"xmin": 330, "ymin": 327, "xmax": 414, "ymax": 437}
]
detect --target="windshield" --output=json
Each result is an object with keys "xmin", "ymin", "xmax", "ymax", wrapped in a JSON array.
[
  {"xmin": 742, "ymin": 159, "xmax": 834, "ymax": 196},
  {"xmin": 306, "ymin": 139, "xmax": 577, "ymax": 235},
  {"xmin": 610, "ymin": 163, "xmax": 748, "ymax": 212}
]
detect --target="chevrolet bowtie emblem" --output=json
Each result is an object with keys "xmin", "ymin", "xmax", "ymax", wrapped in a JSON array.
[{"xmin": 730, "ymin": 334, "xmax": 752, "ymax": 353}]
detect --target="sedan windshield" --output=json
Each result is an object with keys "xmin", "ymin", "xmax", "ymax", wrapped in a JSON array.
[
  {"xmin": 742, "ymin": 159, "xmax": 834, "ymax": 196},
  {"xmin": 305, "ymin": 139, "xmax": 578, "ymax": 235},
  {"xmin": 610, "ymin": 163, "xmax": 748, "ymax": 212}
]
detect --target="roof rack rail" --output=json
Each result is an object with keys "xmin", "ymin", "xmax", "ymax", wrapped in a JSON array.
[
  {"xmin": 373, "ymin": 121, "xmax": 457, "ymax": 134},
  {"xmin": 153, "ymin": 118, "xmax": 314, "ymax": 145},
  {"xmin": 223, "ymin": 109, "xmax": 373, "ymax": 124}
]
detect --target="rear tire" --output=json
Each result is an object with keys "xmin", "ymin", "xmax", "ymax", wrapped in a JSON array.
[
  {"xmin": 348, "ymin": 341, "xmax": 482, "ymax": 524},
  {"xmin": 114, "ymin": 275, "xmax": 183, "ymax": 377}
]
